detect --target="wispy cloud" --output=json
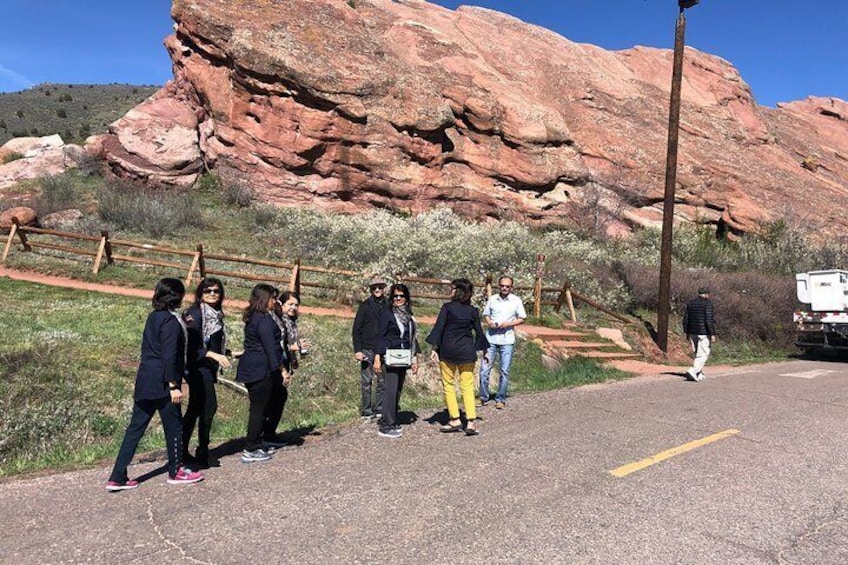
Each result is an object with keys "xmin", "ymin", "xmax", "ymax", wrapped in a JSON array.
[{"xmin": 0, "ymin": 63, "xmax": 35, "ymax": 90}]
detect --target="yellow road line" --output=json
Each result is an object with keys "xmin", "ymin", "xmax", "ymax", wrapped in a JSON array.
[{"xmin": 609, "ymin": 429, "xmax": 740, "ymax": 478}]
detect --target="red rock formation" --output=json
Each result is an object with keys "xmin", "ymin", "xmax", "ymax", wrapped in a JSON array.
[{"xmin": 97, "ymin": 0, "xmax": 848, "ymax": 238}]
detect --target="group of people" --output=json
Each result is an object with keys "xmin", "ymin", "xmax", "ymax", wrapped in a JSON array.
[
  {"xmin": 106, "ymin": 272, "xmax": 717, "ymax": 491},
  {"xmin": 352, "ymin": 275, "xmax": 527, "ymax": 438},
  {"xmin": 106, "ymin": 278, "xmax": 309, "ymax": 491}
]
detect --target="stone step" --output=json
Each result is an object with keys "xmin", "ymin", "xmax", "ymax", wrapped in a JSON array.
[
  {"xmin": 571, "ymin": 351, "xmax": 643, "ymax": 359},
  {"xmin": 523, "ymin": 328, "xmax": 588, "ymax": 340},
  {"xmin": 544, "ymin": 340, "xmax": 612, "ymax": 349}
]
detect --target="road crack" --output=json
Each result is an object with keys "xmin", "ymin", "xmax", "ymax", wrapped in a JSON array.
[{"xmin": 146, "ymin": 498, "xmax": 216, "ymax": 565}]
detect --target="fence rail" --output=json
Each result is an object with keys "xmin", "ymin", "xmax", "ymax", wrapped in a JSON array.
[{"xmin": 2, "ymin": 216, "xmax": 631, "ymax": 324}]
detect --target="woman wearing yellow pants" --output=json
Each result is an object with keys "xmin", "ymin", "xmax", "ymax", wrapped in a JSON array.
[{"xmin": 426, "ymin": 278, "xmax": 489, "ymax": 436}]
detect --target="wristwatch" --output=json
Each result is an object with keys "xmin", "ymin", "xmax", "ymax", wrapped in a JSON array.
[{"xmin": 168, "ymin": 383, "xmax": 179, "ymax": 391}]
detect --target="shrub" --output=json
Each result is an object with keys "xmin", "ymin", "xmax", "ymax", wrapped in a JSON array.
[
  {"xmin": 31, "ymin": 174, "xmax": 83, "ymax": 215},
  {"xmin": 1, "ymin": 151, "xmax": 24, "ymax": 164},
  {"xmin": 56, "ymin": 108, "xmax": 67, "ymax": 118},
  {"xmin": 222, "ymin": 180, "xmax": 253, "ymax": 208},
  {"xmin": 97, "ymin": 181, "xmax": 204, "ymax": 237}
]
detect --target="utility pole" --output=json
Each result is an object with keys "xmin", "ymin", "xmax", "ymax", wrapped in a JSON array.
[{"xmin": 657, "ymin": 0, "xmax": 699, "ymax": 353}]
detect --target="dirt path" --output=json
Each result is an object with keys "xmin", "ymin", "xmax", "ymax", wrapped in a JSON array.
[{"xmin": 1, "ymin": 266, "xmax": 692, "ymax": 376}]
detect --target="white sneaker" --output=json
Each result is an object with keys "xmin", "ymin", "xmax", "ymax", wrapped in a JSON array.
[{"xmin": 241, "ymin": 449, "xmax": 272, "ymax": 462}]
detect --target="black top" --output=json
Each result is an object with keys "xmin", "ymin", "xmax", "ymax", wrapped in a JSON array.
[
  {"xmin": 134, "ymin": 310, "xmax": 186, "ymax": 401},
  {"xmin": 183, "ymin": 304, "xmax": 225, "ymax": 383},
  {"xmin": 425, "ymin": 301, "xmax": 488, "ymax": 364},
  {"xmin": 683, "ymin": 296, "xmax": 716, "ymax": 336},
  {"xmin": 375, "ymin": 309, "xmax": 419, "ymax": 356},
  {"xmin": 236, "ymin": 312, "xmax": 284, "ymax": 384},
  {"xmin": 352, "ymin": 295, "xmax": 388, "ymax": 352}
]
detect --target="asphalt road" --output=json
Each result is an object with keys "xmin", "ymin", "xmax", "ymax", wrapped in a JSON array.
[{"xmin": 2, "ymin": 359, "xmax": 847, "ymax": 564}]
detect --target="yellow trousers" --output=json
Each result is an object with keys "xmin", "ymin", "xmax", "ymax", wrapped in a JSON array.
[{"xmin": 440, "ymin": 361, "xmax": 477, "ymax": 421}]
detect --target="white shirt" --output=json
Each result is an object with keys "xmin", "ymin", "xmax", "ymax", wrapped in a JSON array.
[{"xmin": 482, "ymin": 293, "xmax": 527, "ymax": 345}]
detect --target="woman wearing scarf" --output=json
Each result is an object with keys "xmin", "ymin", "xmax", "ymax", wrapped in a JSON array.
[
  {"xmin": 373, "ymin": 283, "xmax": 419, "ymax": 439},
  {"xmin": 181, "ymin": 278, "xmax": 232, "ymax": 469},
  {"xmin": 106, "ymin": 278, "xmax": 203, "ymax": 490}
]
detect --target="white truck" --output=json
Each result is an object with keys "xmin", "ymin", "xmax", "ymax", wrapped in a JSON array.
[{"xmin": 794, "ymin": 270, "xmax": 848, "ymax": 353}]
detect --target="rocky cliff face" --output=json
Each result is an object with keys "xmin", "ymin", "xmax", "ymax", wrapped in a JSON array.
[{"xmin": 96, "ymin": 0, "xmax": 848, "ymax": 238}]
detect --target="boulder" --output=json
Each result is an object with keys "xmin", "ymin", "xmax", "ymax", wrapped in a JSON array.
[
  {"xmin": 0, "ymin": 206, "xmax": 37, "ymax": 229},
  {"xmin": 0, "ymin": 135, "xmax": 77, "ymax": 190},
  {"xmin": 40, "ymin": 209, "xmax": 84, "ymax": 230},
  {"xmin": 94, "ymin": 0, "xmax": 848, "ymax": 237}
]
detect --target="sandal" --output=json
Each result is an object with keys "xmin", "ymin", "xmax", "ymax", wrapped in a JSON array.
[
  {"xmin": 465, "ymin": 421, "xmax": 479, "ymax": 436},
  {"xmin": 440, "ymin": 420, "xmax": 463, "ymax": 433}
]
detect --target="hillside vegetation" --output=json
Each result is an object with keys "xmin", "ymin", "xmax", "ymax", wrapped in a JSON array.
[{"xmin": 0, "ymin": 83, "xmax": 158, "ymax": 145}]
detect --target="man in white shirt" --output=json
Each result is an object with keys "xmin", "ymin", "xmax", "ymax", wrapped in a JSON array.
[{"xmin": 479, "ymin": 276, "xmax": 527, "ymax": 409}]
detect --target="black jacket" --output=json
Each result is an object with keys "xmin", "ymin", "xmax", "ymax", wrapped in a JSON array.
[
  {"xmin": 375, "ymin": 308, "xmax": 420, "ymax": 356},
  {"xmin": 352, "ymin": 296, "xmax": 387, "ymax": 352},
  {"xmin": 236, "ymin": 312, "xmax": 284, "ymax": 384},
  {"xmin": 183, "ymin": 304, "xmax": 225, "ymax": 383},
  {"xmin": 426, "ymin": 301, "xmax": 488, "ymax": 364},
  {"xmin": 683, "ymin": 296, "xmax": 716, "ymax": 337},
  {"xmin": 134, "ymin": 310, "xmax": 186, "ymax": 401}
]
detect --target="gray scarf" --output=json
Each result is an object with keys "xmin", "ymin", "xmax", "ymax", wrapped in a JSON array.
[{"xmin": 200, "ymin": 302, "xmax": 226, "ymax": 353}]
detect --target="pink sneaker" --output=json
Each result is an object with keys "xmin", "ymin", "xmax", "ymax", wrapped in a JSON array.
[
  {"xmin": 106, "ymin": 479, "xmax": 139, "ymax": 492},
  {"xmin": 166, "ymin": 467, "xmax": 204, "ymax": 485}
]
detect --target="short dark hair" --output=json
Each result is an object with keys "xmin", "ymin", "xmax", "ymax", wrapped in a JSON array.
[
  {"xmin": 279, "ymin": 290, "xmax": 300, "ymax": 305},
  {"xmin": 450, "ymin": 278, "xmax": 474, "ymax": 304},
  {"xmin": 193, "ymin": 277, "xmax": 225, "ymax": 308},
  {"xmin": 152, "ymin": 278, "xmax": 185, "ymax": 311},
  {"xmin": 243, "ymin": 283, "xmax": 277, "ymax": 322},
  {"xmin": 389, "ymin": 283, "xmax": 413, "ymax": 314}
]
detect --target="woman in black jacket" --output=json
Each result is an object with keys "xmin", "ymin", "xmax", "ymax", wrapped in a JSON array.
[
  {"xmin": 236, "ymin": 284, "xmax": 288, "ymax": 463},
  {"xmin": 426, "ymin": 278, "xmax": 489, "ymax": 436},
  {"xmin": 181, "ymin": 278, "xmax": 232, "ymax": 468},
  {"xmin": 106, "ymin": 278, "xmax": 203, "ymax": 491},
  {"xmin": 373, "ymin": 283, "xmax": 419, "ymax": 439}
]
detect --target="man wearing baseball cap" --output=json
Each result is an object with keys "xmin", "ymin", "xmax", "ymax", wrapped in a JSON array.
[{"xmin": 352, "ymin": 276, "xmax": 388, "ymax": 419}]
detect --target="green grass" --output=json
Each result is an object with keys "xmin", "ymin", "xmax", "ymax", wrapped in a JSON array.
[{"xmin": 0, "ymin": 277, "xmax": 628, "ymax": 477}]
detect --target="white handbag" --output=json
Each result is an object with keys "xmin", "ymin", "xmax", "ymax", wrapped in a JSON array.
[{"xmin": 385, "ymin": 348, "xmax": 412, "ymax": 367}]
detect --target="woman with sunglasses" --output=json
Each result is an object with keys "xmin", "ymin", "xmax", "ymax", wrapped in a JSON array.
[
  {"xmin": 426, "ymin": 278, "xmax": 489, "ymax": 436},
  {"xmin": 373, "ymin": 283, "xmax": 419, "ymax": 439},
  {"xmin": 235, "ymin": 284, "xmax": 288, "ymax": 463},
  {"xmin": 181, "ymin": 278, "xmax": 232, "ymax": 468}
]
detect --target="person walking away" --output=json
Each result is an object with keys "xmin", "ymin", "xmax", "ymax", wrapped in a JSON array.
[
  {"xmin": 683, "ymin": 287, "xmax": 716, "ymax": 382},
  {"xmin": 426, "ymin": 278, "xmax": 489, "ymax": 436},
  {"xmin": 181, "ymin": 278, "xmax": 232, "ymax": 469},
  {"xmin": 236, "ymin": 284, "xmax": 288, "ymax": 462},
  {"xmin": 373, "ymin": 284, "xmax": 419, "ymax": 439},
  {"xmin": 106, "ymin": 278, "xmax": 203, "ymax": 491},
  {"xmin": 478, "ymin": 276, "xmax": 526, "ymax": 409},
  {"xmin": 352, "ymin": 276, "xmax": 388, "ymax": 421}
]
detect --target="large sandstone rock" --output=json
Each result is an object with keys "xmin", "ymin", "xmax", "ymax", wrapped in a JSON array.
[
  {"xmin": 0, "ymin": 135, "xmax": 84, "ymax": 191},
  {"xmin": 97, "ymin": 0, "xmax": 848, "ymax": 237}
]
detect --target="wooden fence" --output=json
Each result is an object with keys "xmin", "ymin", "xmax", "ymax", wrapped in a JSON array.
[{"xmin": 2, "ymin": 217, "xmax": 630, "ymax": 324}]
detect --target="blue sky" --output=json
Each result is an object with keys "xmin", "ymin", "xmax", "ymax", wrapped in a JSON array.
[{"xmin": 0, "ymin": 1, "xmax": 845, "ymax": 107}]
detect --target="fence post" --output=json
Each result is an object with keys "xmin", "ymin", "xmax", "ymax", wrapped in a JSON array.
[
  {"xmin": 533, "ymin": 253, "xmax": 545, "ymax": 318},
  {"xmin": 565, "ymin": 287, "xmax": 577, "ymax": 323},
  {"xmin": 484, "ymin": 274, "xmax": 493, "ymax": 299},
  {"xmin": 290, "ymin": 258, "xmax": 301, "ymax": 294},
  {"xmin": 197, "ymin": 244, "xmax": 206, "ymax": 279},
  {"xmin": 186, "ymin": 247, "xmax": 202, "ymax": 288},
  {"xmin": 92, "ymin": 231, "xmax": 108, "ymax": 275},
  {"xmin": 102, "ymin": 230, "xmax": 114, "ymax": 266},
  {"xmin": 2, "ymin": 220, "xmax": 19, "ymax": 262}
]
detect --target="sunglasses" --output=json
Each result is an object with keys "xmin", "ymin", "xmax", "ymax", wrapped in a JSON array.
[
  {"xmin": 392, "ymin": 294, "xmax": 406, "ymax": 299},
  {"xmin": 499, "ymin": 285, "xmax": 513, "ymax": 288},
  {"xmin": 202, "ymin": 288, "xmax": 221, "ymax": 295}
]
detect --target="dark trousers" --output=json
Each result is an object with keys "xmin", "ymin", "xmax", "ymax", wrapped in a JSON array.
[
  {"xmin": 379, "ymin": 367, "xmax": 407, "ymax": 432},
  {"xmin": 182, "ymin": 375, "xmax": 218, "ymax": 460},
  {"xmin": 245, "ymin": 370, "xmax": 283, "ymax": 451},
  {"xmin": 109, "ymin": 397, "xmax": 183, "ymax": 482},
  {"xmin": 262, "ymin": 379, "xmax": 288, "ymax": 441},
  {"xmin": 360, "ymin": 349, "xmax": 385, "ymax": 416}
]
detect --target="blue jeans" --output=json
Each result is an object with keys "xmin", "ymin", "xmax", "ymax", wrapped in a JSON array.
[{"xmin": 479, "ymin": 343, "xmax": 514, "ymax": 404}]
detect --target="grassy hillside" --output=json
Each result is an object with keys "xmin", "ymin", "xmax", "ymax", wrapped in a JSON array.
[{"xmin": 0, "ymin": 83, "xmax": 159, "ymax": 146}]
